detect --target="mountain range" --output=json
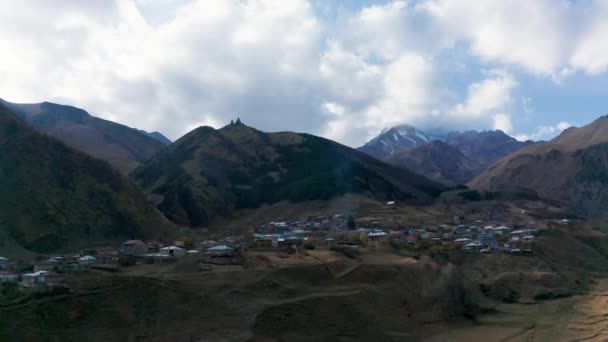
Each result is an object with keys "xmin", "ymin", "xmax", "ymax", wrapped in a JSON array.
[
  {"xmin": 1, "ymin": 100, "xmax": 170, "ymax": 175},
  {"xmin": 358, "ymin": 125, "xmax": 535, "ymax": 185},
  {"xmin": 0, "ymin": 102, "xmax": 172, "ymax": 253},
  {"xmin": 470, "ymin": 115, "xmax": 608, "ymax": 216},
  {"xmin": 5, "ymin": 95, "xmax": 608, "ymax": 253},
  {"xmin": 132, "ymin": 121, "xmax": 447, "ymax": 227}
]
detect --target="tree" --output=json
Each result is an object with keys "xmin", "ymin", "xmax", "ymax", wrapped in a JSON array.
[
  {"xmin": 236, "ymin": 117, "xmax": 242, "ymax": 124},
  {"xmin": 346, "ymin": 214, "xmax": 356, "ymax": 229},
  {"xmin": 230, "ymin": 119, "xmax": 234, "ymax": 125}
]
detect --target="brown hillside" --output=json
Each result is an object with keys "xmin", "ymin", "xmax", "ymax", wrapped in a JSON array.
[{"xmin": 470, "ymin": 115, "xmax": 608, "ymax": 216}]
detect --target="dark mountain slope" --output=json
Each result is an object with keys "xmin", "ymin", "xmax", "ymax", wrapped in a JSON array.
[
  {"xmin": 0, "ymin": 103, "xmax": 172, "ymax": 253},
  {"xmin": 387, "ymin": 140, "xmax": 484, "ymax": 185},
  {"xmin": 445, "ymin": 130, "xmax": 535, "ymax": 167},
  {"xmin": 132, "ymin": 122, "xmax": 447, "ymax": 227},
  {"xmin": 470, "ymin": 116, "xmax": 608, "ymax": 216},
  {"xmin": 2, "ymin": 100, "xmax": 166, "ymax": 174}
]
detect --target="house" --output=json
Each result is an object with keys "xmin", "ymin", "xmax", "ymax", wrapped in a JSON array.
[
  {"xmin": 463, "ymin": 241, "xmax": 482, "ymax": 251},
  {"xmin": 20, "ymin": 271, "xmax": 62, "ymax": 288},
  {"xmin": 186, "ymin": 250, "xmax": 200, "ymax": 257},
  {"xmin": 96, "ymin": 250, "xmax": 118, "ymax": 264},
  {"xmin": 406, "ymin": 235, "xmax": 418, "ymax": 244},
  {"xmin": 121, "ymin": 240, "xmax": 148, "ymax": 256},
  {"xmin": 0, "ymin": 271, "xmax": 17, "ymax": 283},
  {"xmin": 21, "ymin": 271, "xmax": 47, "ymax": 287},
  {"xmin": 0, "ymin": 256, "xmax": 8, "ymax": 268},
  {"xmin": 159, "ymin": 246, "xmax": 186, "ymax": 258},
  {"xmin": 207, "ymin": 245, "xmax": 234, "ymax": 257},
  {"xmin": 454, "ymin": 238, "xmax": 472, "ymax": 245},
  {"xmin": 367, "ymin": 231, "xmax": 389, "ymax": 243},
  {"xmin": 79, "ymin": 255, "xmax": 97, "ymax": 266},
  {"xmin": 254, "ymin": 234, "xmax": 274, "ymax": 248}
]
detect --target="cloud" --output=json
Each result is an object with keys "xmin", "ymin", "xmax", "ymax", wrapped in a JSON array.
[
  {"xmin": 450, "ymin": 70, "xmax": 517, "ymax": 120},
  {"xmin": 492, "ymin": 113, "xmax": 513, "ymax": 133},
  {"xmin": 0, "ymin": 0, "xmax": 607, "ymax": 147},
  {"xmin": 514, "ymin": 121, "xmax": 573, "ymax": 141}
]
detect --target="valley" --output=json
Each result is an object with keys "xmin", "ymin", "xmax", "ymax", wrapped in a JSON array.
[{"xmin": 1, "ymin": 99, "xmax": 608, "ymax": 341}]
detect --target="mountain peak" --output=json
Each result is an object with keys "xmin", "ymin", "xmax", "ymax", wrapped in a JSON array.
[{"xmin": 359, "ymin": 124, "xmax": 432, "ymax": 159}]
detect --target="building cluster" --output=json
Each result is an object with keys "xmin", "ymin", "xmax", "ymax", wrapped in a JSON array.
[{"xmin": 251, "ymin": 215, "xmax": 540, "ymax": 253}]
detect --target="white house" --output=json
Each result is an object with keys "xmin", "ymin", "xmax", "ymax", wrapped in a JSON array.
[
  {"xmin": 207, "ymin": 245, "xmax": 234, "ymax": 257},
  {"xmin": 21, "ymin": 271, "xmax": 48, "ymax": 287},
  {"xmin": 160, "ymin": 246, "xmax": 186, "ymax": 258},
  {"xmin": 186, "ymin": 250, "xmax": 200, "ymax": 257},
  {"xmin": 79, "ymin": 255, "xmax": 97, "ymax": 265}
]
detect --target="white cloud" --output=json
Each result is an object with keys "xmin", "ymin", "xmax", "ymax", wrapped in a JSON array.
[
  {"xmin": 451, "ymin": 70, "xmax": 517, "ymax": 119},
  {"xmin": 492, "ymin": 113, "xmax": 512, "ymax": 133},
  {"xmin": 0, "ymin": 0, "xmax": 607, "ymax": 147},
  {"xmin": 515, "ymin": 121, "xmax": 573, "ymax": 141}
]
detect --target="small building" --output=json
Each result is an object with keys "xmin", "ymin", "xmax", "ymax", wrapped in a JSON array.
[
  {"xmin": 0, "ymin": 256, "xmax": 8, "ymax": 268},
  {"xmin": 20, "ymin": 271, "xmax": 63, "ymax": 288},
  {"xmin": 96, "ymin": 250, "xmax": 118, "ymax": 264},
  {"xmin": 79, "ymin": 255, "xmax": 97, "ymax": 266},
  {"xmin": 186, "ymin": 250, "xmax": 200, "ymax": 257},
  {"xmin": 160, "ymin": 246, "xmax": 186, "ymax": 258},
  {"xmin": 121, "ymin": 240, "xmax": 148, "ymax": 256},
  {"xmin": 463, "ymin": 241, "xmax": 481, "ymax": 251},
  {"xmin": 207, "ymin": 245, "xmax": 234, "ymax": 257},
  {"xmin": 0, "ymin": 271, "xmax": 18, "ymax": 283}
]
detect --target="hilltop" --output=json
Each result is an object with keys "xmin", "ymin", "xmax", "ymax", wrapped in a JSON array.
[{"xmin": 132, "ymin": 121, "xmax": 448, "ymax": 227}]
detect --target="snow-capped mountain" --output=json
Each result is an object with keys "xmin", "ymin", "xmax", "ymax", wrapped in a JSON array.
[
  {"xmin": 358, "ymin": 124, "xmax": 536, "ymax": 185},
  {"xmin": 358, "ymin": 125, "xmax": 436, "ymax": 159}
]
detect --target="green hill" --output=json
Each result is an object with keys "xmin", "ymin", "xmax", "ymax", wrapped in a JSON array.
[
  {"xmin": 132, "ymin": 121, "xmax": 447, "ymax": 227},
  {"xmin": 0, "ymin": 102, "xmax": 172, "ymax": 254}
]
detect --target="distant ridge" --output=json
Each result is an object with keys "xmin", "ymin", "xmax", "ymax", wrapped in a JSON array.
[
  {"xmin": 358, "ymin": 124, "xmax": 535, "ymax": 184},
  {"xmin": 1, "ymin": 99, "xmax": 167, "ymax": 174},
  {"xmin": 140, "ymin": 130, "xmax": 172, "ymax": 145}
]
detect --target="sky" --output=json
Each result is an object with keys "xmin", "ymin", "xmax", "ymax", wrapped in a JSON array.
[{"xmin": 1, "ymin": 0, "xmax": 607, "ymax": 146}]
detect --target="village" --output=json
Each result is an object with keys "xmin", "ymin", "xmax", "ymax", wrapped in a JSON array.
[{"xmin": 0, "ymin": 212, "xmax": 571, "ymax": 298}]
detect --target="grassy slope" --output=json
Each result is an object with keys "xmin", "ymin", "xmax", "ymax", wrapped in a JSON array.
[
  {"xmin": 132, "ymin": 123, "xmax": 447, "ymax": 227},
  {"xmin": 0, "ymin": 103, "xmax": 172, "ymax": 253}
]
